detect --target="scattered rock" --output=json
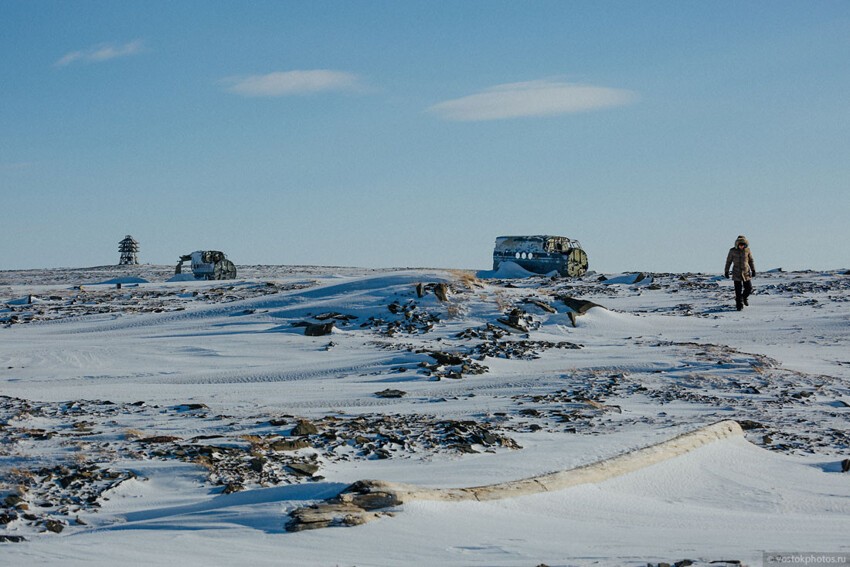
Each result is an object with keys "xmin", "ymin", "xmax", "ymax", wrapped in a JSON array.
[
  {"xmin": 498, "ymin": 308, "xmax": 532, "ymax": 332},
  {"xmin": 428, "ymin": 351, "xmax": 466, "ymax": 366},
  {"xmin": 375, "ymin": 389, "xmax": 406, "ymax": 399},
  {"xmin": 270, "ymin": 439, "xmax": 311, "ymax": 452},
  {"xmin": 559, "ymin": 296, "xmax": 604, "ymax": 315},
  {"xmin": 288, "ymin": 462, "xmax": 320, "ymax": 476},
  {"xmin": 314, "ymin": 312, "xmax": 356, "ymax": 322},
  {"xmin": 524, "ymin": 298, "xmax": 557, "ymax": 313},
  {"xmin": 305, "ymin": 322, "xmax": 335, "ymax": 336},
  {"xmin": 137, "ymin": 435, "xmax": 181, "ymax": 444},
  {"xmin": 222, "ymin": 482, "xmax": 244, "ymax": 494},
  {"xmin": 291, "ymin": 420, "xmax": 319, "ymax": 436},
  {"xmin": 44, "ymin": 519, "xmax": 65, "ymax": 533}
]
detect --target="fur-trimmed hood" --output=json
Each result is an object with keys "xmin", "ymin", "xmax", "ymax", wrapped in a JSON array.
[{"xmin": 734, "ymin": 235, "xmax": 749, "ymax": 248}]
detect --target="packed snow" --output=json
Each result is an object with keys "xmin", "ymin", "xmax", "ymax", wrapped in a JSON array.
[{"xmin": 1, "ymin": 264, "xmax": 849, "ymax": 566}]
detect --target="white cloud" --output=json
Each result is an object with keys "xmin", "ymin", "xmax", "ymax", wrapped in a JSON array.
[
  {"xmin": 222, "ymin": 70, "xmax": 363, "ymax": 97},
  {"xmin": 428, "ymin": 79, "xmax": 637, "ymax": 121},
  {"xmin": 55, "ymin": 40, "xmax": 145, "ymax": 67}
]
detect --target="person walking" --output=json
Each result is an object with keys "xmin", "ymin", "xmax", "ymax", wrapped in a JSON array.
[{"xmin": 724, "ymin": 235, "xmax": 756, "ymax": 310}]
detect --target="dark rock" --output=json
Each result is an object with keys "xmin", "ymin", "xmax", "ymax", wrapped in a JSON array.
[
  {"xmin": 314, "ymin": 312, "xmax": 356, "ymax": 322},
  {"xmin": 249, "ymin": 457, "xmax": 266, "ymax": 473},
  {"xmin": 375, "ymin": 389, "xmax": 406, "ymax": 399},
  {"xmin": 137, "ymin": 435, "xmax": 181, "ymax": 444},
  {"xmin": 4, "ymin": 495, "xmax": 24, "ymax": 508},
  {"xmin": 305, "ymin": 322, "xmax": 335, "ymax": 336},
  {"xmin": 44, "ymin": 519, "xmax": 65, "ymax": 533},
  {"xmin": 525, "ymin": 299, "xmax": 557, "ymax": 313},
  {"xmin": 288, "ymin": 462, "xmax": 320, "ymax": 476},
  {"xmin": 0, "ymin": 535, "xmax": 27, "ymax": 542},
  {"xmin": 270, "ymin": 439, "xmax": 311, "ymax": 452},
  {"xmin": 842, "ymin": 459, "xmax": 850, "ymax": 473},
  {"xmin": 559, "ymin": 296, "xmax": 604, "ymax": 315},
  {"xmin": 499, "ymin": 308, "xmax": 530, "ymax": 332},
  {"xmin": 428, "ymin": 351, "xmax": 465, "ymax": 366},
  {"xmin": 291, "ymin": 420, "xmax": 319, "ymax": 436}
]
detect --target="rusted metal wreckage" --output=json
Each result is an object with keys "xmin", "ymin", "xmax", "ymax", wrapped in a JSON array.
[
  {"xmin": 175, "ymin": 250, "xmax": 237, "ymax": 280},
  {"xmin": 492, "ymin": 235, "xmax": 588, "ymax": 277}
]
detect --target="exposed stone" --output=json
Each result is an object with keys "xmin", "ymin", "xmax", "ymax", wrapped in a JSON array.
[
  {"xmin": 428, "ymin": 351, "xmax": 465, "ymax": 366},
  {"xmin": 304, "ymin": 322, "xmax": 335, "ymax": 336},
  {"xmin": 291, "ymin": 420, "xmax": 319, "ymax": 436},
  {"xmin": 288, "ymin": 462, "xmax": 320, "ymax": 476},
  {"xmin": 4, "ymin": 494, "xmax": 24, "ymax": 508},
  {"xmin": 375, "ymin": 389, "xmax": 406, "ymax": 399},
  {"xmin": 524, "ymin": 299, "xmax": 557, "ymax": 313},
  {"xmin": 222, "ymin": 482, "xmax": 244, "ymax": 494},
  {"xmin": 498, "ymin": 308, "xmax": 531, "ymax": 332},
  {"xmin": 314, "ymin": 312, "xmax": 356, "ymax": 322},
  {"xmin": 270, "ymin": 439, "xmax": 311, "ymax": 452},
  {"xmin": 44, "ymin": 519, "xmax": 65, "ymax": 533},
  {"xmin": 137, "ymin": 435, "xmax": 181, "ymax": 444},
  {"xmin": 738, "ymin": 420, "xmax": 765, "ymax": 430},
  {"xmin": 559, "ymin": 296, "xmax": 604, "ymax": 315}
]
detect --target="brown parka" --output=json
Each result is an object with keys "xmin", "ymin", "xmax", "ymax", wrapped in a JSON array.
[{"xmin": 725, "ymin": 235, "xmax": 756, "ymax": 282}]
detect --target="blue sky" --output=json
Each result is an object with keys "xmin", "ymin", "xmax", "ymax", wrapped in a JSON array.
[{"xmin": 2, "ymin": 1, "xmax": 849, "ymax": 272}]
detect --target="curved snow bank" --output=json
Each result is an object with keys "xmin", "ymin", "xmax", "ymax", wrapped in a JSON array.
[
  {"xmin": 287, "ymin": 420, "xmax": 744, "ymax": 531},
  {"xmin": 601, "ymin": 272, "xmax": 652, "ymax": 286},
  {"xmin": 477, "ymin": 262, "xmax": 551, "ymax": 279}
]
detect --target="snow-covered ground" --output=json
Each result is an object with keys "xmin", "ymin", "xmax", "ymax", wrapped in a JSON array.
[{"xmin": 1, "ymin": 264, "xmax": 849, "ymax": 566}]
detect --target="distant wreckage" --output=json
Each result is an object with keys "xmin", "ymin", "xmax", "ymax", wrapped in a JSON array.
[
  {"xmin": 493, "ymin": 235, "xmax": 588, "ymax": 277},
  {"xmin": 175, "ymin": 250, "xmax": 237, "ymax": 280}
]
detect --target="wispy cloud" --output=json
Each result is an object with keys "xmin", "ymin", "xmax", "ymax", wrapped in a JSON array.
[
  {"xmin": 428, "ymin": 79, "xmax": 637, "ymax": 121},
  {"xmin": 221, "ymin": 70, "xmax": 363, "ymax": 97},
  {"xmin": 55, "ymin": 40, "xmax": 145, "ymax": 67}
]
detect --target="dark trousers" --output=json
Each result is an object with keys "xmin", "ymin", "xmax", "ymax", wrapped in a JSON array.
[{"xmin": 734, "ymin": 280, "xmax": 753, "ymax": 308}]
